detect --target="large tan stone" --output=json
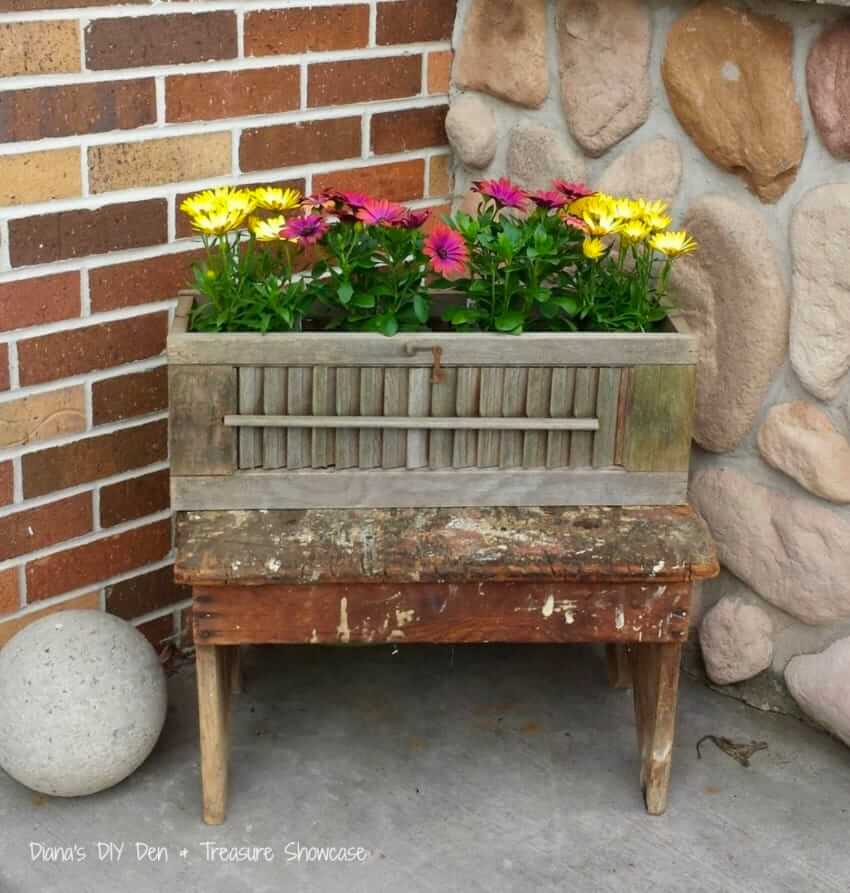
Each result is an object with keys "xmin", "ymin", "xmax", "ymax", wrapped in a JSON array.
[
  {"xmin": 556, "ymin": 0, "xmax": 650, "ymax": 157},
  {"xmin": 758, "ymin": 402, "xmax": 850, "ymax": 504},
  {"xmin": 597, "ymin": 138, "xmax": 682, "ymax": 205},
  {"xmin": 790, "ymin": 184, "xmax": 850, "ymax": 401},
  {"xmin": 445, "ymin": 94, "xmax": 498, "ymax": 170},
  {"xmin": 0, "ymin": 386, "xmax": 85, "ymax": 448},
  {"xmin": 670, "ymin": 195, "xmax": 788, "ymax": 452},
  {"xmin": 506, "ymin": 123, "xmax": 586, "ymax": 191},
  {"xmin": 807, "ymin": 19, "xmax": 850, "ymax": 160},
  {"xmin": 662, "ymin": 2, "xmax": 804, "ymax": 202},
  {"xmin": 786, "ymin": 637, "xmax": 850, "ymax": 747},
  {"xmin": 699, "ymin": 597, "xmax": 773, "ymax": 685},
  {"xmin": 453, "ymin": 0, "xmax": 549, "ymax": 109},
  {"xmin": 690, "ymin": 468, "xmax": 850, "ymax": 625}
]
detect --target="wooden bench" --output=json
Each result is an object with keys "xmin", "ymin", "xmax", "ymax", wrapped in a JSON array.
[{"xmin": 175, "ymin": 505, "xmax": 718, "ymax": 824}]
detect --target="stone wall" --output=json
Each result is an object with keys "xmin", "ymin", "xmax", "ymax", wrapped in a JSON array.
[{"xmin": 447, "ymin": 0, "xmax": 850, "ymax": 743}]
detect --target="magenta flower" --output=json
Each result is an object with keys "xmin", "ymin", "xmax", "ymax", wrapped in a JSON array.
[
  {"xmin": 356, "ymin": 198, "xmax": 407, "ymax": 227},
  {"xmin": 529, "ymin": 190, "xmax": 569, "ymax": 211},
  {"xmin": 398, "ymin": 208, "xmax": 431, "ymax": 230},
  {"xmin": 302, "ymin": 188, "xmax": 342, "ymax": 211},
  {"xmin": 340, "ymin": 190, "xmax": 372, "ymax": 209},
  {"xmin": 472, "ymin": 177, "xmax": 527, "ymax": 210},
  {"xmin": 423, "ymin": 224, "xmax": 469, "ymax": 276},
  {"xmin": 562, "ymin": 214, "xmax": 588, "ymax": 234},
  {"xmin": 282, "ymin": 214, "xmax": 330, "ymax": 245},
  {"xmin": 552, "ymin": 180, "xmax": 594, "ymax": 202}
]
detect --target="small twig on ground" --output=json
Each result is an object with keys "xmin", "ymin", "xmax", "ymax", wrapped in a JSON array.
[{"xmin": 696, "ymin": 735, "xmax": 768, "ymax": 768}]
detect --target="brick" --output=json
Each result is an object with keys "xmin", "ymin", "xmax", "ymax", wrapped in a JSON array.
[
  {"xmin": 106, "ymin": 563, "xmax": 188, "ymax": 620},
  {"xmin": 9, "ymin": 199, "xmax": 167, "ymax": 268},
  {"xmin": 377, "ymin": 0, "xmax": 456, "ymax": 45},
  {"xmin": 89, "ymin": 133, "xmax": 231, "ymax": 194},
  {"xmin": 308, "ymin": 56, "xmax": 421, "ymax": 107},
  {"xmin": 0, "ymin": 386, "xmax": 86, "ymax": 448},
  {"xmin": 0, "ymin": 493, "xmax": 92, "ymax": 562},
  {"xmin": 26, "ymin": 518, "xmax": 172, "ymax": 601},
  {"xmin": 0, "ymin": 21, "xmax": 80, "ymax": 76},
  {"xmin": 429, "ymin": 154, "xmax": 453, "ymax": 197},
  {"xmin": 175, "ymin": 177, "xmax": 305, "ymax": 239},
  {"xmin": 0, "ymin": 462, "xmax": 12, "ymax": 507},
  {"xmin": 85, "ymin": 12, "xmax": 237, "ymax": 70},
  {"xmin": 0, "ymin": 568, "xmax": 18, "ymax": 615},
  {"xmin": 0, "ymin": 79, "xmax": 155, "ymax": 143},
  {"xmin": 0, "ymin": 149, "xmax": 81, "ymax": 208},
  {"xmin": 427, "ymin": 50, "xmax": 453, "ymax": 94},
  {"xmin": 1, "ymin": 0, "xmax": 145, "ymax": 9},
  {"xmin": 100, "ymin": 468, "xmax": 169, "ymax": 528},
  {"xmin": 166, "ymin": 66, "xmax": 300, "ymax": 123},
  {"xmin": 90, "ymin": 251, "xmax": 201, "ymax": 312},
  {"xmin": 241, "ymin": 117, "xmax": 361, "ymax": 173},
  {"xmin": 22, "ymin": 419, "xmax": 167, "ymax": 499},
  {"xmin": 93, "ymin": 365, "xmax": 167, "ymax": 425},
  {"xmin": 245, "ymin": 5, "xmax": 369, "ymax": 57},
  {"xmin": 136, "ymin": 613, "xmax": 174, "ymax": 650},
  {"xmin": 0, "ymin": 345, "xmax": 9, "ymax": 392},
  {"xmin": 18, "ymin": 311, "xmax": 167, "ymax": 387},
  {"xmin": 0, "ymin": 272, "xmax": 80, "ymax": 333},
  {"xmin": 313, "ymin": 159, "xmax": 426, "ymax": 204},
  {"xmin": 0, "ymin": 594, "xmax": 100, "ymax": 647},
  {"xmin": 371, "ymin": 104, "xmax": 448, "ymax": 154}
]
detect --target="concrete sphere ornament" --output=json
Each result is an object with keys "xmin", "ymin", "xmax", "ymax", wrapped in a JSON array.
[{"xmin": 0, "ymin": 609, "xmax": 167, "ymax": 797}]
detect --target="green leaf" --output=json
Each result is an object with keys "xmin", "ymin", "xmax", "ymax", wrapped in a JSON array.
[
  {"xmin": 413, "ymin": 293, "xmax": 429, "ymax": 324},
  {"xmin": 337, "ymin": 282, "xmax": 354, "ymax": 305},
  {"xmin": 350, "ymin": 293, "xmax": 376, "ymax": 308},
  {"xmin": 378, "ymin": 313, "xmax": 399, "ymax": 337},
  {"xmin": 553, "ymin": 296, "xmax": 579, "ymax": 316},
  {"xmin": 495, "ymin": 311, "xmax": 524, "ymax": 333},
  {"xmin": 443, "ymin": 307, "xmax": 482, "ymax": 325}
]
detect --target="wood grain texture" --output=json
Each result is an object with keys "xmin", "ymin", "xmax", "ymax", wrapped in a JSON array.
[
  {"xmin": 547, "ymin": 366, "xmax": 575, "ymax": 468},
  {"xmin": 224, "ymin": 415, "xmax": 599, "ymax": 432},
  {"xmin": 593, "ymin": 367, "xmax": 621, "ymax": 468},
  {"xmin": 452, "ymin": 366, "xmax": 479, "ymax": 468},
  {"xmin": 406, "ymin": 367, "xmax": 431, "ymax": 469},
  {"xmin": 570, "ymin": 367, "xmax": 598, "ymax": 467},
  {"xmin": 500, "ymin": 367, "xmax": 528, "ymax": 468},
  {"xmin": 195, "ymin": 644, "xmax": 232, "ymax": 825},
  {"xmin": 175, "ymin": 504, "xmax": 718, "ymax": 585},
  {"xmin": 262, "ymin": 367, "xmax": 286, "ymax": 469},
  {"xmin": 477, "ymin": 367, "xmax": 504, "ymax": 467},
  {"xmin": 311, "ymin": 366, "xmax": 336, "ymax": 468},
  {"xmin": 285, "ymin": 367, "xmax": 312, "ymax": 470},
  {"xmin": 359, "ymin": 367, "xmax": 383, "ymax": 469},
  {"xmin": 334, "ymin": 367, "xmax": 360, "ymax": 469},
  {"xmin": 238, "ymin": 367, "xmax": 263, "ymax": 469},
  {"xmin": 191, "ymin": 580, "xmax": 691, "ymax": 646},
  {"xmin": 523, "ymin": 367, "xmax": 551, "ymax": 468},
  {"xmin": 382, "ymin": 368, "xmax": 408, "ymax": 468},
  {"xmin": 428, "ymin": 366, "xmax": 456, "ymax": 468}
]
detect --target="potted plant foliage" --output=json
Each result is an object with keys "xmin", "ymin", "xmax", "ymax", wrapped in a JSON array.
[{"xmin": 168, "ymin": 178, "xmax": 698, "ymax": 510}]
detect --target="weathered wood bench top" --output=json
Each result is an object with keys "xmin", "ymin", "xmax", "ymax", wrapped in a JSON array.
[{"xmin": 175, "ymin": 505, "xmax": 718, "ymax": 587}]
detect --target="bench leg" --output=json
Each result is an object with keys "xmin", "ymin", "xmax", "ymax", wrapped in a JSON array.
[
  {"xmin": 196, "ymin": 644, "xmax": 233, "ymax": 825},
  {"xmin": 629, "ymin": 642, "xmax": 682, "ymax": 816},
  {"xmin": 605, "ymin": 644, "xmax": 632, "ymax": 689}
]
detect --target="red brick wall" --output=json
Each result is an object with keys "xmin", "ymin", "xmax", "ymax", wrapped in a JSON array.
[{"xmin": 0, "ymin": 0, "xmax": 455, "ymax": 650}]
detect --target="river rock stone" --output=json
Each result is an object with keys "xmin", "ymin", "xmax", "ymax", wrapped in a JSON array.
[
  {"xmin": 790, "ymin": 184, "xmax": 850, "ymax": 400},
  {"xmin": 0, "ymin": 610, "xmax": 167, "ymax": 797},
  {"xmin": 670, "ymin": 195, "xmax": 788, "ymax": 452},
  {"xmin": 807, "ymin": 19, "xmax": 850, "ymax": 159},
  {"xmin": 786, "ymin": 637, "xmax": 850, "ymax": 747},
  {"xmin": 699, "ymin": 597, "xmax": 774, "ymax": 685},
  {"xmin": 506, "ymin": 122, "xmax": 586, "ymax": 191},
  {"xmin": 597, "ymin": 138, "xmax": 683, "ymax": 205},
  {"xmin": 556, "ymin": 0, "xmax": 651, "ymax": 157},
  {"xmin": 445, "ymin": 95, "xmax": 498, "ymax": 170},
  {"xmin": 690, "ymin": 468, "xmax": 850, "ymax": 625},
  {"xmin": 758, "ymin": 402, "xmax": 850, "ymax": 504},
  {"xmin": 662, "ymin": 3, "xmax": 804, "ymax": 202},
  {"xmin": 454, "ymin": 0, "xmax": 549, "ymax": 109}
]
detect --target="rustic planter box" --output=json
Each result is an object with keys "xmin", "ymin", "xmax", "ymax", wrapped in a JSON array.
[{"xmin": 168, "ymin": 294, "xmax": 697, "ymax": 510}]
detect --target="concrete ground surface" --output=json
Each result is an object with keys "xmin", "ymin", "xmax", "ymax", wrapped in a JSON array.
[{"xmin": 0, "ymin": 643, "xmax": 848, "ymax": 893}]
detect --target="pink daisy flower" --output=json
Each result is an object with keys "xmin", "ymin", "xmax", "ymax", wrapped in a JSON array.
[
  {"xmin": 423, "ymin": 224, "xmax": 469, "ymax": 276},
  {"xmin": 302, "ymin": 188, "xmax": 342, "ymax": 211},
  {"xmin": 552, "ymin": 180, "xmax": 594, "ymax": 202},
  {"xmin": 398, "ymin": 208, "xmax": 431, "ymax": 230},
  {"xmin": 562, "ymin": 214, "xmax": 588, "ymax": 234},
  {"xmin": 282, "ymin": 214, "xmax": 330, "ymax": 245},
  {"xmin": 472, "ymin": 177, "xmax": 527, "ymax": 210},
  {"xmin": 356, "ymin": 198, "xmax": 407, "ymax": 227},
  {"xmin": 529, "ymin": 190, "xmax": 569, "ymax": 211},
  {"xmin": 340, "ymin": 190, "xmax": 372, "ymax": 209}
]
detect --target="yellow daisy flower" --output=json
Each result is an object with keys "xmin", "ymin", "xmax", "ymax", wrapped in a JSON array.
[
  {"xmin": 569, "ymin": 193, "xmax": 612, "ymax": 217},
  {"xmin": 649, "ymin": 230, "xmax": 697, "ymax": 258},
  {"xmin": 611, "ymin": 198, "xmax": 642, "ymax": 220},
  {"xmin": 188, "ymin": 206, "xmax": 250, "ymax": 237},
  {"xmin": 248, "ymin": 215, "xmax": 289, "ymax": 241},
  {"xmin": 252, "ymin": 186, "xmax": 302, "ymax": 212},
  {"xmin": 180, "ymin": 187, "xmax": 254, "ymax": 218},
  {"xmin": 619, "ymin": 219, "xmax": 651, "ymax": 243},
  {"xmin": 582, "ymin": 237, "xmax": 606, "ymax": 261},
  {"xmin": 643, "ymin": 212, "xmax": 671, "ymax": 232},
  {"xmin": 636, "ymin": 199, "xmax": 668, "ymax": 218},
  {"xmin": 582, "ymin": 211, "xmax": 620, "ymax": 237}
]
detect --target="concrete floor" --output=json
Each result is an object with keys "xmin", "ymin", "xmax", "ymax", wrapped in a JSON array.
[{"xmin": 1, "ymin": 644, "xmax": 849, "ymax": 893}]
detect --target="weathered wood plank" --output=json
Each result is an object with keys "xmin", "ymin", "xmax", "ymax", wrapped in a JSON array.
[
  {"xmin": 192, "ymin": 581, "xmax": 691, "ymax": 646},
  {"xmin": 311, "ymin": 366, "xmax": 336, "ymax": 468},
  {"xmin": 546, "ymin": 367, "xmax": 575, "ymax": 468},
  {"xmin": 334, "ymin": 367, "xmax": 360, "ymax": 469},
  {"xmin": 523, "ymin": 367, "xmax": 551, "ymax": 468},
  {"xmin": 621, "ymin": 365, "xmax": 696, "ymax": 473},
  {"xmin": 593, "ymin": 367, "xmax": 621, "ymax": 468},
  {"xmin": 262, "ymin": 367, "xmax": 286, "ymax": 469},
  {"xmin": 382, "ymin": 368, "xmax": 408, "ymax": 468},
  {"xmin": 358, "ymin": 367, "xmax": 383, "ymax": 469},
  {"xmin": 570, "ymin": 367, "xmax": 598, "ymax": 467},
  {"xmin": 195, "ymin": 644, "xmax": 232, "ymax": 825},
  {"xmin": 500, "ymin": 367, "xmax": 528, "ymax": 468},
  {"xmin": 237, "ymin": 367, "xmax": 263, "ymax": 469},
  {"xmin": 169, "ymin": 365, "xmax": 236, "ymax": 476},
  {"xmin": 406, "ymin": 367, "xmax": 431, "ymax": 469},
  {"xmin": 172, "ymin": 468, "xmax": 689, "ymax": 512},
  {"xmin": 285, "ymin": 367, "xmax": 312, "ymax": 469},
  {"xmin": 225, "ymin": 415, "xmax": 598, "ymax": 431},
  {"xmin": 477, "ymin": 367, "xmax": 505, "ymax": 467},
  {"xmin": 428, "ymin": 366, "xmax": 456, "ymax": 468},
  {"xmin": 452, "ymin": 367, "xmax": 480, "ymax": 468}
]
